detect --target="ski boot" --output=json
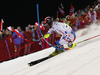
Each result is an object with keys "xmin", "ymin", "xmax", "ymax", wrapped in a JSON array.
[{"xmin": 49, "ymin": 45, "xmax": 64, "ymax": 57}]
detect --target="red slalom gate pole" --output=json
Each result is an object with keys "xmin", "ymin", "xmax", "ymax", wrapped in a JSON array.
[
  {"xmin": 87, "ymin": 34, "xmax": 100, "ymax": 40},
  {"xmin": 15, "ymin": 41, "xmax": 35, "ymax": 52},
  {"xmin": 77, "ymin": 34, "xmax": 100, "ymax": 44},
  {"xmin": 67, "ymin": 34, "xmax": 100, "ymax": 50},
  {"xmin": 15, "ymin": 37, "xmax": 43, "ymax": 52}
]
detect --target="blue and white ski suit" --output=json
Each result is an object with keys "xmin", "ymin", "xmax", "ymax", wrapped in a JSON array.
[{"xmin": 47, "ymin": 22, "xmax": 76, "ymax": 46}]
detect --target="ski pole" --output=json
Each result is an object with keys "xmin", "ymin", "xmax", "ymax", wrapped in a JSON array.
[
  {"xmin": 36, "ymin": 30, "xmax": 43, "ymax": 49},
  {"xmin": 36, "ymin": 37, "xmax": 43, "ymax": 41},
  {"xmin": 15, "ymin": 41, "xmax": 35, "ymax": 52}
]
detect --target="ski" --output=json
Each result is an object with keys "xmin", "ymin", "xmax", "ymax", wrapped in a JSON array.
[
  {"xmin": 28, "ymin": 56, "xmax": 51, "ymax": 66},
  {"xmin": 28, "ymin": 43, "xmax": 77, "ymax": 66},
  {"xmin": 28, "ymin": 50, "xmax": 66, "ymax": 66}
]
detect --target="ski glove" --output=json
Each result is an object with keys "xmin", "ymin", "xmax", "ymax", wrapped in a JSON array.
[{"xmin": 44, "ymin": 34, "xmax": 50, "ymax": 38}]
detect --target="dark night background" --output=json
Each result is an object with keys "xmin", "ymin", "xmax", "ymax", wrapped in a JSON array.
[{"xmin": 0, "ymin": 0, "xmax": 97, "ymax": 30}]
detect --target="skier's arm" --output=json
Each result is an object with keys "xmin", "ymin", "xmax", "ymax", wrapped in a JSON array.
[
  {"xmin": 71, "ymin": 29, "xmax": 76, "ymax": 38},
  {"xmin": 47, "ymin": 27, "xmax": 54, "ymax": 34},
  {"xmin": 44, "ymin": 28, "xmax": 54, "ymax": 38}
]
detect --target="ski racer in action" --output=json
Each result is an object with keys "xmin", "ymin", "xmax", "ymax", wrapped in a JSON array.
[{"xmin": 43, "ymin": 16, "xmax": 76, "ymax": 57}]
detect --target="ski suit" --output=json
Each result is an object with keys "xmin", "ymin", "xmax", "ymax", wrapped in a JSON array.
[{"xmin": 47, "ymin": 22, "xmax": 76, "ymax": 46}]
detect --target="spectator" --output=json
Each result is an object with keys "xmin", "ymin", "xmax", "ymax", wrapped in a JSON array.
[
  {"xmin": 12, "ymin": 26, "xmax": 24, "ymax": 56},
  {"xmin": 26, "ymin": 24, "xmax": 36, "ymax": 41},
  {"xmin": 1, "ymin": 29, "xmax": 6, "ymax": 38},
  {"xmin": 27, "ymin": 24, "xmax": 36, "ymax": 41},
  {"xmin": 28, "ymin": 24, "xmax": 34, "ymax": 31},
  {"xmin": 70, "ymin": 16, "xmax": 77, "ymax": 30},
  {"xmin": 0, "ymin": 31, "xmax": 2, "ymax": 38},
  {"xmin": 55, "ymin": 18, "xmax": 59, "ymax": 22},
  {"xmin": 24, "ymin": 25, "xmax": 33, "ymax": 54},
  {"xmin": 4, "ymin": 29, "xmax": 12, "ymax": 38},
  {"xmin": 96, "ymin": 5, "xmax": 100, "ymax": 20},
  {"xmin": 65, "ymin": 15, "xmax": 71, "ymax": 25},
  {"xmin": 88, "ymin": 8, "xmax": 97, "ymax": 23},
  {"xmin": 25, "ymin": 27, "xmax": 29, "ymax": 31},
  {"xmin": 77, "ymin": 10, "xmax": 82, "ymax": 17}
]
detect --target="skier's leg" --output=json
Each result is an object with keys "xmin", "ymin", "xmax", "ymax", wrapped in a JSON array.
[
  {"xmin": 49, "ymin": 34, "xmax": 75, "ymax": 57},
  {"xmin": 49, "ymin": 40, "xmax": 64, "ymax": 57},
  {"xmin": 62, "ymin": 33, "xmax": 76, "ymax": 49}
]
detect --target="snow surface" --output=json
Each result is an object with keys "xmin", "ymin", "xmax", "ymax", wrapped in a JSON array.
[{"xmin": 0, "ymin": 23, "xmax": 100, "ymax": 75}]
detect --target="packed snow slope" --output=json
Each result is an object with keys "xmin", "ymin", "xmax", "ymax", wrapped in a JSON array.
[{"xmin": 0, "ymin": 23, "xmax": 100, "ymax": 75}]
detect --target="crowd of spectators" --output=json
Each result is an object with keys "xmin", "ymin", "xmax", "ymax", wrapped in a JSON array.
[{"xmin": 55, "ymin": 1, "xmax": 100, "ymax": 31}]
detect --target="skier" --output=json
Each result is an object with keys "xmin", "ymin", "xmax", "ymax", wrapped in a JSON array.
[
  {"xmin": 43, "ymin": 16, "xmax": 76, "ymax": 57},
  {"xmin": 28, "ymin": 16, "xmax": 76, "ymax": 66}
]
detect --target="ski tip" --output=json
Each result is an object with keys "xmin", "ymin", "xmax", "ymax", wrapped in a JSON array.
[{"xmin": 28, "ymin": 63, "xmax": 34, "ymax": 66}]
